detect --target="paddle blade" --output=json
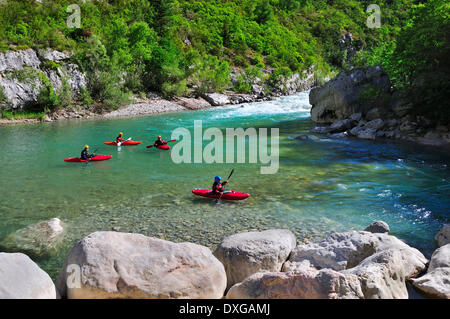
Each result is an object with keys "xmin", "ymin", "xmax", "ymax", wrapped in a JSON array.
[
  {"xmin": 227, "ymin": 168, "xmax": 235, "ymax": 180},
  {"xmin": 146, "ymin": 145, "xmax": 153, "ymax": 148}
]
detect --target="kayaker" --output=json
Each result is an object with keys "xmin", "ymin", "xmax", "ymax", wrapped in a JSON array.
[
  {"xmin": 211, "ymin": 176, "xmax": 228, "ymax": 195},
  {"xmin": 116, "ymin": 132, "xmax": 125, "ymax": 144},
  {"xmin": 80, "ymin": 145, "xmax": 95, "ymax": 160},
  {"xmin": 153, "ymin": 136, "xmax": 167, "ymax": 147}
]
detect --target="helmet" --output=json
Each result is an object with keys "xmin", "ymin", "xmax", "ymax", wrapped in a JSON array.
[
  {"xmin": 119, "ymin": 132, "xmax": 123, "ymax": 135},
  {"xmin": 84, "ymin": 145, "xmax": 89, "ymax": 148},
  {"xmin": 157, "ymin": 135, "xmax": 161, "ymax": 139},
  {"xmin": 215, "ymin": 176, "xmax": 221, "ymax": 182}
]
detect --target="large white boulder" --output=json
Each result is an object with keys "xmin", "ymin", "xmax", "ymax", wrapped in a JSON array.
[
  {"xmin": 342, "ymin": 249, "xmax": 410, "ymax": 299},
  {"xmin": 213, "ymin": 229, "xmax": 297, "ymax": 289},
  {"xmin": 284, "ymin": 231, "xmax": 427, "ymax": 278},
  {"xmin": 202, "ymin": 93, "xmax": 230, "ymax": 106},
  {"xmin": 412, "ymin": 244, "xmax": 450, "ymax": 299},
  {"xmin": 56, "ymin": 231, "xmax": 226, "ymax": 299},
  {"xmin": 226, "ymin": 269, "xmax": 364, "ymax": 299},
  {"xmin": 0, "ymin": 218, "xmax": 64, "ymax": 258},
  {"xmin": 0, "ymin": 252, "xmax": 57, "ymax": 299},
  {"xmin": 435, "ymin": 224, "xmax": 450, "ymax": 247}
]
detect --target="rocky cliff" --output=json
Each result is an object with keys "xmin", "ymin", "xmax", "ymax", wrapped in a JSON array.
[{"xmin": 0, "ymin": 48, "xmax": 87, "ymax": 110}]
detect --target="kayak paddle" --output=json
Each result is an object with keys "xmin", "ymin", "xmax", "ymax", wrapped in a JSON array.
[
  {"xmin": 85, "ymin": 148, "xmax": 99, "ymax": 165},
  {"xmin": 217, "ymin": 168, "xmax": 235, "ymax": 203},
  {"xmin": 146, "ymin": 139, "xmax": 176, "ymax": 148}
]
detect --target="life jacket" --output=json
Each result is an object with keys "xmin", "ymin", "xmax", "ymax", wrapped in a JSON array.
[
  {"xmin": 80, "ymin": 149, "xmax": 90, "ymax": 160},
  {"xmin": 212, "ymin": 181, "xmax": 228, "ymax": 193},
  {"xmin": 116, "ymin": 136, "xmax": 124, "ymax": 143},
  {"xmin": 154, "ymin": 139, "xmax": 166, "ymax": 146}
]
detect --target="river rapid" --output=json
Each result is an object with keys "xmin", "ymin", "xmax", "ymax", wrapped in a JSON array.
[{"xmin": 0, "ymin": 91, "xmax": 449, "ymax": 280}]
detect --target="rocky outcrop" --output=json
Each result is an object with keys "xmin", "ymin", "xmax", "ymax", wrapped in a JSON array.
[
  {"xmin": 56, "ymin": 231, "xmax": 226, "ymax": 299},
  {"xmin": 342, "ymin": 249, "xmax": 411, "ymax": 298},
  {"xmin": 0, "ymin": 252, "xmax": 57, "ymax": 299},
  {"xmin": 0, "ymin": 218, "xmax": 64, "ymax": 258},
  {"xmin": 202, "ymin": 93, "xmax": 231, "ymax": 106},
  {"xmin": 0, "ymin": 48, "xmax": 87, "ymax": 110},
  {"xmin": 435, "ymin": 224, "xmax": 450, "ymax": 247},
  {"xmin": 412, "ymin": 244, "xmax": 450, "ymax": 299},
  {"xmin": 283, "ymin": 230, "xmax": 427, "ymax": 277},
  {"xmin": 309, "ymin": 66, "xmax": 391, "ymax": 123},
  {"xmin": 213, "ymin": 229, "xmax": 297, "ymax": 289},
  {"xmin": 364, "ymin": 221, "xmax": 390, "ymax": 234},
  {"xmin": 226, "ymin": 269, "xmax": 364, "ymax": 299}
]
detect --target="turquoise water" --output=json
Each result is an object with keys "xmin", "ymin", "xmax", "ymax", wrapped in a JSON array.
[{"xmin": 0, "ymin": 91, "xmax": 449, "ymax": 280}]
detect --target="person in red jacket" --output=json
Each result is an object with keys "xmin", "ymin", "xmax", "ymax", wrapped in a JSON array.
[
  {"xmin": 153, "ymin": 136, "xmax": 167, "ymax": 147},
  {"xmin": 116, "ymin": 132, "xmax": 125, "ymax": 144},
  {"xmin": 211, "ymin": 176, "xmax": 228, "ymax": 195}
]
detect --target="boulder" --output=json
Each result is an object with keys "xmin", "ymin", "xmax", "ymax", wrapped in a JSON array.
[
  {"xmin": 357, "ymin": 128, "xmax": 377, "ymax": 140},
  {"xmin": 284, "ymin": 231, "xmax": 427, "ymax": 278},
  {"xmin": 342, "ymin": 249, "xmax": 410, "ymax": 299},
  {"xmin": 226, "ymin": 269, "xmax": 364, "ymax": 299},
  {"xmin": 365, "ymin": 119, "xmax": 385, "ymax": 131},
  {"xmin": 202, "ymin": 93, "xmax": 231, "ymax": 106},
  {"xmin": 435, "ymin": 224, "xmax": 450, "ymax": 247},
  {"xmin": 0, "ymin": 252, "xmax": 57, "ymax": 299},
  {"xmin": 329, "ymin": 119, "xmax": 352, "ymax": 133},
  {"xmin": 412, "ymin": 244, "xmax": 450, "ymax": 299},
  {"xmin": 56, "ymin": 231, "xmax": 226, "ymax": 299},
  {"xmin": 310, "ymin": 66, "xmax": 391, "ymax": 123},
  {"xmin": 213, "ymin": 229, "xmax": 296, "ymax": 289},
  {"xmin": 364, "ymin": 221, "xmax": 390, "ymax": 234},
  {"xmin": 39, "ymin": 48, "xmax": 69, "ymax": 62},
  {"xmin": 0, "ymin": 218, "xmax": 64, "ymax": 258}
]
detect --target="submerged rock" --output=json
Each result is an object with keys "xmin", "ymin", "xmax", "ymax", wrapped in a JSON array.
[
  {"xmin": 0, "ymin": 252, "xmax": 57, "ymax": 299},
  {"xmin": 56, "ymin": 231, "xmax": 226, "ymax": 299},
  {"xmin": 365, "ymin": 221, "xmax": 390, "ymax": 234},
  {"xmin": 435, "ymin": 224, "xmax": 450, "ymax": 247},
  {"xmin": 0, "ymin": 218, "xmax": 64, "ymax": 258},
  {"xmin": 213, "ymin": 229, "xmax": 297, "ymax": 289},
  {"xmin": 226, "ymin": 269, "xmax": 364, "ymax": 299},
  {"xmin": 412, "ymin": 244, "xmax": 450, "ymax": 299}
]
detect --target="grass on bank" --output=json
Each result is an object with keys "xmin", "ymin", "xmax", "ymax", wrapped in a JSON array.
[{"xmin": 0, "ymin": 111, "xmax": 45, "ymax": 120}]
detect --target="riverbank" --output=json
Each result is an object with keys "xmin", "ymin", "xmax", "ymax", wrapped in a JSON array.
[{"xmin": 1, "ymin": 222, "xmax": 449, "ymax": 299}]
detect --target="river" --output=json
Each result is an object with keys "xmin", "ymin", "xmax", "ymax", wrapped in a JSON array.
[{"xmin": 0, "ymin": 91, "xmax": 449, "ymax": 280}]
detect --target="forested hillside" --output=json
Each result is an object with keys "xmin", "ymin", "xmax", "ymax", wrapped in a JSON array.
[{"xmin": 0, "ymin": 0, "xmax": 448, "ymax": 119}]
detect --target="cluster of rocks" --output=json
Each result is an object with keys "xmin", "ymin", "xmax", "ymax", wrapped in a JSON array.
[
  {"xmin": 1, "ymin": 219, "xmax": 449, "ymax": 299},
  {"xmin": 308, "ymin": 66, "xmax": 449, "ymax": 146},
  {"xmin": 0, "ymin": 48, "xmax": 87, "ymax": 110}
]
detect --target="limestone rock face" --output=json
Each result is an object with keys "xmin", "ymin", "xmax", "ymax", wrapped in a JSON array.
[
  {"xmin": 412, "ymin": 244, "xmax": 450, "ymax": 299},
  {"xmin": 0, "ymin": 218, "xmax": 64, "ymax": 258},
  {"xmin": 365, "ymin": 221, "xmax": 390, "ymax": 234},
  {"xmin": 285, "ymin": 231, "xmax": 427, "ymax": 278},
  {"xmin": 435, "ymin": 224, "xmax": 450, "ymax": 247},
  {"xmin": 56, "ymin": 231, "xmax": 227, "ymax": 299},
  {"xmin": 226, "ymin": 269, "xmax": 364, "ymax": 299},
  {"xmin": 213, "ymin": 229, "xmax": 297, "ymax": 289},
  {"xmin": 0, "ymin": 49, "xmax": 41, "ymax": 73},
  {"xmin": 0, "ymin": 252, "xmax": 57, "ymax": 299},
  {"xmin": 310, "ymin": 66, "xmax": 391, "ymax": 123}
]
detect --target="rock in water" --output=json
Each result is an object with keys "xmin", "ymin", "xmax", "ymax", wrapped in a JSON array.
[
  {"xmin": 284, "ymin": 231, "xmax": 427, "ymax": 278},
  {"xmin": 202, "ymin": 93, "xmax": 231, "ymax": 106},
  {"xmin": 412, "ymin": 244, "xmax": 450, "ymax": 299},
  {"xmin": 226, "ymin": 269, "xmax": 364, "ymax": 299},
  {"xmin": 56, "ymin": 231, "xmax": 227, "ymax": 299},
  {"xmin": 0, "ymin": 218, "xmax": 64, "ymax": 258},
  {"xmin": 0, "ymin": 252, "xmax": 57, "ymax": 299},
  {"xmin": 435, "ymin": 224, "xmax": 450, "ymax": 247},
  {"xmin": 365, "ymin": 221, "xmax": 390, "ymax": 234},
  {"xmin": 213, "ymin": 229, "xmax": 297, "ymax": 289}
]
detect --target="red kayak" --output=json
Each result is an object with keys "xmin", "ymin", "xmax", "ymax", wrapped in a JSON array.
[
  {"xmin": 192, "ymin": 189, "xmax": 250, "ymax": 201},
  {"xmin": 157, "ymin": 144, "xmax": 170, "ymax": 150},
  {"xmin": 64, "ymin": 155, "xmax": 113, "ymax": 162},
  {"xmin": 104, "ymin": 141, "xmax": 142, "ymax": 146}
]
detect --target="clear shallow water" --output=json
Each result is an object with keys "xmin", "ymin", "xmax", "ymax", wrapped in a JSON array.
[{"xmin": 0, "ymin": 91, "xmax": 449, "ymax": 280}]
